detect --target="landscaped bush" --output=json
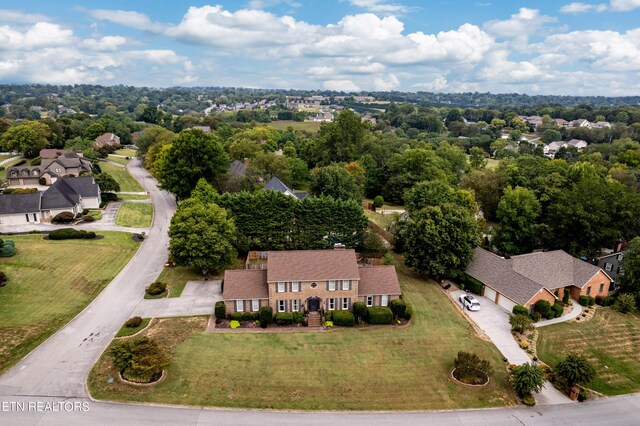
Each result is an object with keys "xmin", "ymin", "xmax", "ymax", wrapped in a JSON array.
[
  {"xmin": 292, "ymin": 311, "xmax": 303, "ymax": 324},
  {"xmin": 101, "ymin": 192, "xmax": 118, "ymax": 202},
  {"xmin": 512, "ymin": 305, "xmax": 529, "ymax": 316},
  {"xmin": 613, "ymin": 293, "xmax": 636, "ymax": 313},
  {"xmin": 461, "ymin": 275, "xmax": 483, "ymax": 295},
  {"xmin": 242, "ymin": 312, "xmax": 252, "ymax": 321},
  {"xmin": 82, "ymin": 215, "xmax": 95, "ymax": 222},
  {"xmin": 274, "ymin": 312, "xmax": 294, "ymax": 325},
  {"xmin": 552, "ymin": 303, "xmax": 564, "ymax": 317},
  {"xmin": 232, "ymin": 312, "xmax": 243, "ymax": 321},
  {"xmin": 214, "ymin": 301, "xmax": 226, "ymax": 319},
  {"xmin": 373, "ymin": 195, "xmax": 384, "ymax": 208},
  {"xmin": 352, "ymin": 301, "xmax": 367, "ymax": 323},
  {"xmin": 82, "ymin": 209, "xmax": 90, "ymax": 215},
  {"xmin": 562, "ymin": 290, "xmax": 570, "ymax": 304},
  {"xmin": 109, "ymin": 336, "xmax": 168, "ymax": 383},
  {"xmin": 251, "ymin": 312, "xmax": 260, "ymax": 321},
  {"xmin": 367, "ymin": 306, "xmax": 393, "ymax": 324},
  {"xmin": 555, "ymin": 353, "xmax": 596, "ymax": 391},
  {"xmin": 546, "ymin": 310, "xmax": 556, "ymax": 319},
  {"xmin": 529, "ymin": 312, "xmax": 540, "ymax": 322},
  {"xmin": 404, "ymin": 302, "xmax": 413, "ymax": 320},
  {"xmin": 511, "ymin": 363, "xmax": 545, "ymax": 398},
  {"xmin": 389, "ymin": 298, "xmax": 407, "ymax": 319},
  {"xmin": 509, "ymin": 314, "xmax": 534, "ymax": 333},
  {"xmin": 259, "ymin": 306, "xmax": 273, "ymax": 327},
  {"xmin": 125, "ymin": 316, "xmax": 143, "ymax": 328},
  {"xmin": 52, "ymin": 211, "xmax": 75, "ymax": 223},
  {"xmin": 0, "ymin": 271, "xmax": 7, "ymax": 287},
  {"xmin": 603, "ymin": 295, "xmax": 615, "ymax": 307},
  {"xmin": 453, "ymin": 351, "xmax": 492, "ymax": 385},
  {"xmin": 332, "ymin": 310, "xmax": 355, "ymax": 326},
  {"xmin": 579, "ymin": 296, "xmax": 595, "ymax": 306},
  {"xmin": 145, "ymin": 281, "xmax": 166, "ymax": 296},
  {"xmin": 325, "ymin": 310, "xmax": 333, "ymax": 321},
  {"xmin": 535, "ymin": 300, "xmax": 551, "ymax": 318},
  {"xmin": 0, "ymin": 240, "xmax": 16, "ymax": 257},
  {"xmin": 48, "ymin": 228, "xmax": 96, "ymax": 240}
]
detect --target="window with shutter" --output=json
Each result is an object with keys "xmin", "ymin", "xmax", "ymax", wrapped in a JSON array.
[
  {"xmin": 277, "ymin": 282, "xmax": 286, "ymax": 293},
  {"xmin": 292, "ymin": 300, "xmax": 300, "ymax": 312},
  {"xmin": 341, "ymin": 298, "xmax": 349, "ymax": 310},
  {"xmin": 251, "ymin": 300, "xmax": 259, "ymax": 312},
  {"xmin": 328, "ymin": 280, "xmax": 336, "ymax": 291},
  {"xmin": 366, "ymin": 295, "xmax": 374, "ymax": 306},
  {"xmin": 341, "ymin": 280, "xmax": 350, "ymax": 290},
  {"xmin": 292, "ymin": 281, "xmax": 300, "ymax": 292},
  {"xmin": 236, "ymin": 300, "xmax": 244, "ymax": 312},
  {"xmin": 278, "ymin": 300, "xmax": 286, "ymax": 312},
  {"xmin": 328, "ymin": 298, "xmax": 335, "ymax": 310}
]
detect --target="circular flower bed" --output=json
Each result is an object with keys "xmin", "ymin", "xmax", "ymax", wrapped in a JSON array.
[{"xmin": 451, "ymin": 367, "xmax": 490, "ymax": 386}]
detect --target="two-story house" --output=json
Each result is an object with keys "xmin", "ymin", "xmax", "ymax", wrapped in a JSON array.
[
  {"xmin": 6, "ymin": 149, "xmax": 93, "ymax": 187},
  {"xmin": 222, "ymin": 247, "xmax": 401, "ymax": 316}
]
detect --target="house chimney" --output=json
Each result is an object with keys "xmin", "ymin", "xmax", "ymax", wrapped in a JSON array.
[{"xmin": 243, "ymin": 158, "xmax": 249, "ymax": 167}]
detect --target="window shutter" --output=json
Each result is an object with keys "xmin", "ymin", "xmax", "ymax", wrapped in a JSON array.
[
  {"xmin": 326, "ymin": 281, "xmax": 329, "ymax": 291},
  {"xmin": 289, "ymin": 282, "xmax": 292, "ymax": 292},
  {"xmin": 348, "ymin": 297, "xmax": 352, "ymax": 310}
]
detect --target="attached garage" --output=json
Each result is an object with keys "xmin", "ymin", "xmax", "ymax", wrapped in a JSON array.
[
  {"xmin": 483, "ymin": 286, "xmax": 497, "ymax": 303},
  {"xmin": 496, "ymin": 293, "xmax": 517, "ymax": 312}
]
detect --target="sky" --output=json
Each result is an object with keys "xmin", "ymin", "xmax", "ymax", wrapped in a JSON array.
[{"xmin": 1, "ymin": 1, "xmax": 640, "ymax": 95}]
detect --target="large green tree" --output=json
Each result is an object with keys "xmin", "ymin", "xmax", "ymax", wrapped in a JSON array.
[
  {"xmin": 619, "ymin": 237, "xmax": 640, "ymax": 299},
  {"xmin": 168, "ymin": 198, "xmax": 237, "ymax": 274},
  {"xmin": 555, "ymin": 354, "xmax": 596, "ymax": 391},
  {"xmin": 313, "ymin": 110, "xmax": 367, "ymax": 165},
  {"xmin": 494, "ymin": 186, "xmax": 541, "ymax": 255},
  {"xmin": 158, "ymin": 129, "xmax": 229, "ymax": 199},
  {"xmin": 310, "ymin": 164, "xmax": 362, "ymax": 201},
  {"xmin": 404, "ymin": 179, "xmax": 476, "ymax": 217},
  {"xmin": 94, "ymin": 173, "xmax": 121, "ymax": 193},
  {"xmin": 1, "ymin": 121, "xmax": 51, "ymax": 157},
  {"xmin": 459, "ymin": 168, "xmax": 507, "ymax": 221}
]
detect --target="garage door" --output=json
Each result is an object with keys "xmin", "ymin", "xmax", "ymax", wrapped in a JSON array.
[
  {"xmin": 496, "ymin": 294, "xmax": 517, "ymax": 312},
  {"xmin": 483, "ymin": 286, "xmax": 497, "ymax": 302}
]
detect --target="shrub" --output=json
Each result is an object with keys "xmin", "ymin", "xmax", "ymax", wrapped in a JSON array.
[
  {"xmin": 404, "ymin": 302, "xmax": 413, "ymax": 320},
  {"xmin": 251, "ymin": 312, "xmax": 260, "ymax": 321},
  {"xmin": 461, "ymin": 275, "xmax": 483, "ymax": 294},
  {"xmin": 373, "ymin": 195, "xmax": 384, "ymax": 208},
  {"xmin": 214, "ymin": 301, "xmax": 226, "ymax": 319},
  {"xmin": 82, "ymin": 215, "xmax": 95, "ymax": 222},
  {"xmin": 522, "ymin": 394, "xmax": 536, "ymax": 406},
  {"xmin": 109, "ymin": 337, "xmax": 168, "ymax": 383},
  {"xmin": 0, "ymin": 271, "xmax": 7, "ymax": 287},
  {"xmin": 242, "ymin": 312, "xmax": 252, "ymax": 321},
  {"xmin": 453, "ymin": 351, "xmax": 493, "ymax": 385},
  {"xmin": 332, "ymin": 310, "xmax": 355, "ymax": 326},
  {"xmin": 512, "ymin": 305, "xmax": 529, "ymax": 316},
  {"xmin": 389, "ymin": 298, "xmax": 407, "ymax": 319},
  {"xmin": 603, "ymin": 295, "xmax": 615, "ymax": 307},
  {"xmin": 75, "ymin": 212, "xmax": 83, "ymax": 219},
  {"xmin": 382, "ymin": 252, "xmax": 394, "ymax": 265},
  {"xmin": 274, "ymin": 312, "xmax": 294, "ymax": 324},
  {"xmin": 562, "ymin": 290, "xmax": 570, "ymax": 304},
  {"xmin": 82, "ymin": 208, "xmax": 89, "ymax": 215},
  {"xmin": 259, "ymin": 306, "xmax": 273, "ymax": 326},
  {"xmin": 535, "ymin": 300, "xmax": 551, "ymax": 318},
  {"xmin": 510, "ymin": 314, "xmax": 534, "ymax": 333},
  {"xmin": 367, "ymin": 306, "xmax": 393, "ymax": 324},
  {"xmin": 529, "ymin": 312, "xmax": 540, "ymax": 322},
  {"xmin": 39, "ymin": 177, "xmax": 46, "ymax": 185},
  {"xmin": 519, "ymin": 342, "xmax": 529, "ymax": 349},
  {"xmin": 125, "ymin": 316, "xmax": 143, "ymax": 328},
  {"xmin": 325, "ymin": 310, "xmax": 333, "ymax": 321},
  {"xmin": 232, "ymin": 312, "xmax": 243, "ymax": 321},
  {"xmin": 552, "ymin": 303, "xmax": 564, "ymax": 317},
  {"xmin": 145, "ymin": 281, "xmax": 166, "ymax": 296},
  {"xmin": 48, "ymin": 228, "xmax": 96, "ymax": 240},
  {"xmin": 613, "ymin": 293, "xmax": 636, "ymax": 314},
  {"xmin": 546, "ymin": 310, "xmax": 556, "ymax": 320},
  {"xmin": 595, "ymin": 295, "xmax": 604, "ymax": 306},
  {"xmin": 0, "ymin": 242, "xmax": 16, "ymax": 257},
  {"xmin": 292, "ymin": 311, "xmax": 303, "ymax": 324},
  {"xmin": 101, "ymin": 192, "xmax": 118, "ymax": 202},
  {"xmin": 555, "ymin": 353, "xmax": 596, "ymax": 390},
  {"xmin": 511, "ymin": 363, "xmax": 545, "ymax": 397},
  {"xmin": 352, "ymin": 301, "xmax": 368, "ymax": 323},
  {"xmin": 230, "ymin": 320, "xmax": 240, "ymax": 329},
  {"xmin": 52, "ymin": 211, "xmax": 75, "ymax": 223},
  {"xmin": 579, "ymin": 295, "xmax": 594, "ymax": 306},
  {"xmin": 324, "ymin": 321, "xmax": 333, "ymax": 327}
]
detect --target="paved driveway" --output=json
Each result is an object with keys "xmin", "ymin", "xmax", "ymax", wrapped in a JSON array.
[
  {"xmin": 448, "ymin": 289, "xmax": 571, "ymax": 406},
  {"xmin": 131, "ymin": 280, "xmax": 222, "ymax": 318}
]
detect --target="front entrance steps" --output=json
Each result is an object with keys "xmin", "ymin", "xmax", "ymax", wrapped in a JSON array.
[{"xmin": 308, "ymin": 311, "xmax": 323, "ymax": 327}]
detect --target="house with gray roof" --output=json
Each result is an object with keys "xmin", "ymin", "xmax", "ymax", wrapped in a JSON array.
[
  {"xmin": 7, "ymin": 149, "xmax": 93, "ymax": 187},
  {"xmin": 465, "ymin": 248, "xmax": 612, "ymax": 312},
  {"xmin": 263, "ymin": 176, "xmax": 307, "ymax": 199}
]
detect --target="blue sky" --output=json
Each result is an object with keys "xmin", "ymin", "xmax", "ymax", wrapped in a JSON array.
[{"xmin": 1, "ymin": 1, "xmax": 640, "ymax": 95}]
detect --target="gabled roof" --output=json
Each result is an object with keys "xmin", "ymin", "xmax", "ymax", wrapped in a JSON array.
[
  {"xmin": 61, "ymin": 176, "xmax": 100, "ymax": 198},
  {"xmin": 267, "ymin": 249, "xmax": 361, "ymax": 282},
  {"xmin": 40, "ymin": 149, "xmax": 67, "ymax": 159},
  {"xmin": 263, "ymin": 176, "xmax": 307, "ymax": 199},
  {"xmin": 511, "ymin": 250, "xmax": 604, "ymax": 289},
  {"xmin": 358, "ymin": 266, "xmax": 401, "ymax": 296},
  {"xmin": 0, "ymin": 192, "xmax": 41, "ymax": 214},
  {"xmin": 229, "ymin": 159, "xmax": 248, "ymax": 176},
  {"xmin": 41, "ymin": 179, "xmax": 81, "ymax": 209},
  {"xmin": 223, "ymin": 269, "xmax": 269, "ymax": 300}
]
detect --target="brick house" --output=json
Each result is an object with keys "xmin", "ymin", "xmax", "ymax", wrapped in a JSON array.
[
  {"xmin": 222, "ymin": 248, "xmax": 401, "ymax": 316},
  {"xmin": 465, "ymin": 248, "xmax": 612, "ymax": 312}
]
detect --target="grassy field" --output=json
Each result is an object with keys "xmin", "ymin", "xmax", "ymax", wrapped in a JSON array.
[
  {"xmin": 88, "ymin": 262, "xmax": 516, "ymax": 410},
  {"xmin": 118, "ymin": 193, "xmax": 149, "ymax": 201},
  {"xmin": 99, "ymin": 162, "xmax": 144, "ymax": 192},
  {"xmin": 486, "ymin": 158, "xmax": 500, "ymax": 169},
  {"xmin": 537, "ymin": 308, "xmax": 640, "ymax": 396},
  {"xmin": 113, "ymin": 149, "xmax": 138, "ymax": 157},
  {"xmin": 0, "ymin": 232, "xmax": 139, "ymax": 374},
  {"xmin": 155, "ymin": 266, "xmax": 203, "ymax": 298},
  {"xmin": 116, "ymin": 318, "xmax": 152, "ymax": 337},
  {"xmin": 107, "ymin": 155, "xmax": 130, "ymax": 166},
  {"xmin": 364, "ymin": 210, "xmax": 398, "ymax": 229},
  {"xmin": 266, "ymin": 120, "xmax": 322, "ymax": 133},
  {"xmin": 115, "ymin": 203, "xmax": 153, "ymax": 228}
]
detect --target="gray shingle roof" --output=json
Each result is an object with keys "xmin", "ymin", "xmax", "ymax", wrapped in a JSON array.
[
  {"xmin": 0, "ymin": 192, "xmax": 41, "ymax": 214},
  {"xmin": 263, "ymin": 176, "xmax": 292, "ymax": 193},
  {"xmin": 358, "ymin": 266, "xmax": 401, "ymax": 296},
  {"xmin": 511, "ymin": 250, "xmax": 602, "ymax": 289},
  {"xmin": 41, "ymin": 179, "xmax": 81, "ymax": 209},
  {"xmin": 61, "ymin": 176, "xmax": 100, "ymax": 198},
  {"xmin": 229, "ymin": 159, "xmax": 248, "ymax": 176}
]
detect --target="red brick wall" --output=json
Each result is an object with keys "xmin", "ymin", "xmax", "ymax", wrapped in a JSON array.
[
  {"xmin": 580, "ymin": 270, "xmax": 610, "ymax": 298},
  {"xmin": 525, "ymin": 289, "xmax": 556, "ymax": 309}
]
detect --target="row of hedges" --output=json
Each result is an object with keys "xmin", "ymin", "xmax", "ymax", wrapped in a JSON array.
[
  {"xmin": 49, "ymin": 228, "xmax": 96, "ymax": 240},
  {"xmin": 274, "ymin": 312, "xmax": 304, "ymax": 324},
  {"xmin": 459, "ymin": 274, "xmax": 483, "ymax": 295},
  {"xmin": 595, "ymin": 295, "xmax": 615, "ymax": 306},
  {"xmin": 233, "ymin": 311, "xmax": 261, "ymax": 322},
  {"xmin": 579, "ymin": 295, "xmax": 595, "ymax": 306}
]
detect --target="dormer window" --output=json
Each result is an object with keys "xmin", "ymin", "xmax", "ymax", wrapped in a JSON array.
[{"xmin": 32, "ymin": 170, "xmax": 39, "ymax": 176}]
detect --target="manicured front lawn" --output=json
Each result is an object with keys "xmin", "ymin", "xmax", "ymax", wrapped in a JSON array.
[
  {"xmin": 115, "ymin": 202, "xmax": 153, "ymax": 228},
  {"xmin": 107, "ymin": 155, "xmax": 130, "ymax": 166},
  {"xmin": 537, "ymin": 308, "xmax": 640, "ymax": 396},
  {"xmin": 116, "ymin": 318, "xmax": 152, "ymax": 337},
  {"xmin": 88, "ymin": 210, "xmax": 103, "ymax": 221},
  {"xmin": 99, "ymin": 162, "xmax": 144, "ymax": 192},
  {"xmin": 118, "ymin": 193, "xmax": 149, "ymax": 201},
  {"xmin": 0, "ymin": 232, "xmax": 139, "ymax": 374},
  {"xmin": 88, "ymin": 262, "xmax": 516, "ymax": 410},
  {"xmin": 155, "ymin": 266, "xmax": 203, "ymax": 298},
  {"xmin": 113, "ymin": 149, "xmax": 138, "ymax": 157}
]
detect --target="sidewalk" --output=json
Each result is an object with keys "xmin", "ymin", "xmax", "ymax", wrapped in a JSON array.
[{"xmin": 535, "ymin": 300, "xmax": 582, "ymax": 328}]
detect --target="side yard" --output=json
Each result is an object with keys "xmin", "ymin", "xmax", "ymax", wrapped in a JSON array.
[
  {"xmin": 115, "ymin": 203, "xmax": 153, "ymax": 228},
  {"xmin": 0, "ymin": 232, "xmax": 139, "ymax": 374},
  {"xmin": 88, "ymin": 263, "xmax": 517, "ymax": 410},
  {"xmin": 537, "ymin": 308, "xmax": 640, "ymax": 396},
  {"xmin": 99, "ymin": 162, "xmax": 144, "ymax": 193}
]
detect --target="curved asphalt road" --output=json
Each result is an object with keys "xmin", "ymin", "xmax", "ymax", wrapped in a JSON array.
[{"xmin": 0, "ymin": 159, "xmax": 639, "ymax": 424}]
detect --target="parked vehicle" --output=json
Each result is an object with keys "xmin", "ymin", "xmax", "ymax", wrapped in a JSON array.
[{"xmin": 459, "ymin": 294, "xmax": 481, "ymax": 311}]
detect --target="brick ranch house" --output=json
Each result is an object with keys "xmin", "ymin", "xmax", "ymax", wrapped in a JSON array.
[
  {"xmin": 223, "ymin": 247, "xmax": 401, "ymax": 316},
  {"xmin": 465, "ymin": 248, "xmax": 611, "ymax": 312}
]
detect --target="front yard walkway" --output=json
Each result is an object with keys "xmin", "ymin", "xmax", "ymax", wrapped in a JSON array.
[
  {"xmin": 130, "ymin": 280, "xmax": 222, "ymax": 318},
  {"xmin": 535, "ymin": 300, "xmax": 582, "ymax": 327},
  {"xmin": 447, "ymin": 288, "xmax": 572, "ymax": 406}
]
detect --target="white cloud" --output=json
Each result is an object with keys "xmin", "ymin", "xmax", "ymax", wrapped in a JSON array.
[
  {"xmin": 560, "ymin": 2, "xmax": 601, "ymax": 13},
  {"xmin": 349, "ymin": 0, "xmax": 409, "ymax": 14},
  {"xmin": 484, "ymin": 8, "xmax": 556, "ymax": 49},
  {"xmin": 373, "ymin": 73, "xmax": 400, "ymax": 90},
  {"xmin": 88, "ymin": 9, "xmax": 165, "ymax": 32},
  {"xmin": 80, "ymin": 36, "xmax": 127, "ymax": 52},
  {"xmin": 0, "ymin": 9, "xmax": 52, "ymax": 23},
  {"xmin": 610, "ymin": 0, "xmax": 640, "ymax": 10},
  {"xmin": 323, "ymin": 79, "xmax": 360, "ymax": 91},
  {"xmin": 247, "ymin": 0, "xmax": 302, "ymax": 9},
  {"xmin": 129, "ymin": 49, "xmax": 184, "ymax": 64},
  {"xmin": 561, "ymin": 1, "xmax": 640, "ymax": 13},
  {"xmin": 0, "ymin": 22, "xmax": 74, "ymax": 50},
  {"xmin": 412, "ymin": 75, "xmax": 449, "ymax": 92}
]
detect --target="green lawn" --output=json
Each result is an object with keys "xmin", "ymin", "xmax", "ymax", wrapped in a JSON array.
[
  {"xmin": 116, "ymin": 318, "xmax": 152, "ymax": 337},
  {"xmin": 0, "ymin": 157, "xmax": 25, "ymax": 180},
  {"xmin": 155, "ymin": 266, "xmax": 203, "ymax": 298},
  {"xmin": 107, "ymin": 155, "xmax": 130, "ymax": 166},
  {"xmin": 118, "ymin": 193, "xmax": 149, "ymax": 201},
  {"xmin": 364, "ymin": 209, "xmax": 398, "ymax": 230},
  {"xmin": 0, "ymin": 232, "xmax": 139, "ymax": 374},
  {"xmin": 115, "ymin": 203, "xmax": 153, "ymax": 228},
  {"xmin": 113, "ymin": 149, "xmax": 138, "ymax": 157},
  {"xmin": 537, "ymin": 308, "xmax": 640, "ymax": 396},
  {"xmin": 88, "ymin": 262, "xmax": 516, "ymax": 410},
  {"xmin": 486, "ymin": 158, "xmax": 500, "ymax": 170},
  {"xmin": 99, "ymin": 162, "xmax": 144, "ymax": 192},
  {"xmin": 88, "ymin": 210, "xmax": 103, "ymax": 221},
  {"xmin": 266, "ymin": 120, "xmax": 322, "ymax": 133}
]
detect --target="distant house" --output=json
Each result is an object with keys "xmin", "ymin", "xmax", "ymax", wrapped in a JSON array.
[
  {"xmin": 191, "ymin": 126, "xmax": 212, "ymax": 133},
  {"xmin": 591, "ymin": 121, "xmax": 611, "ymax": 129},
  {"xmin": 554, "ymin": 118, "xmax": 569, "ymax": 127},
  {"xmin": 543, "ymin": 139, "xmax": 587, "ymax": 158},
  {"xmin": 131, "ymin": 131, "xmax": 143, "ymax": 144},
  {"xmin": 7, "ymin": 149, "xmax": 93, "ymax": 186},
  {"xmin": 566, "ymin": 139, "xmax": 588, "ymax": 150},
  {"xmin": 95, "ymin": 133, "xmax": 121, "ymax": 149},
  {"xmin": 229, "ymin": 158, "xmax": 249, "ymax": 177},
  {"xmin": 570, "ymin": 119, "xmax": 590, "ymax": 128},
  {"xmin": 0, "ymin": 176, "xmax": 101, "ymax": 225},
  {"xmin": 465, "ymin": 248, "xmax": 612, "ymax": 312},
  {"xmin": 311, "ymin": 111, "xmax": 334, "ymax": 122},
  {"xmin": 263, "ymin": 176, "xmax": 307, "ymax": 199}
]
